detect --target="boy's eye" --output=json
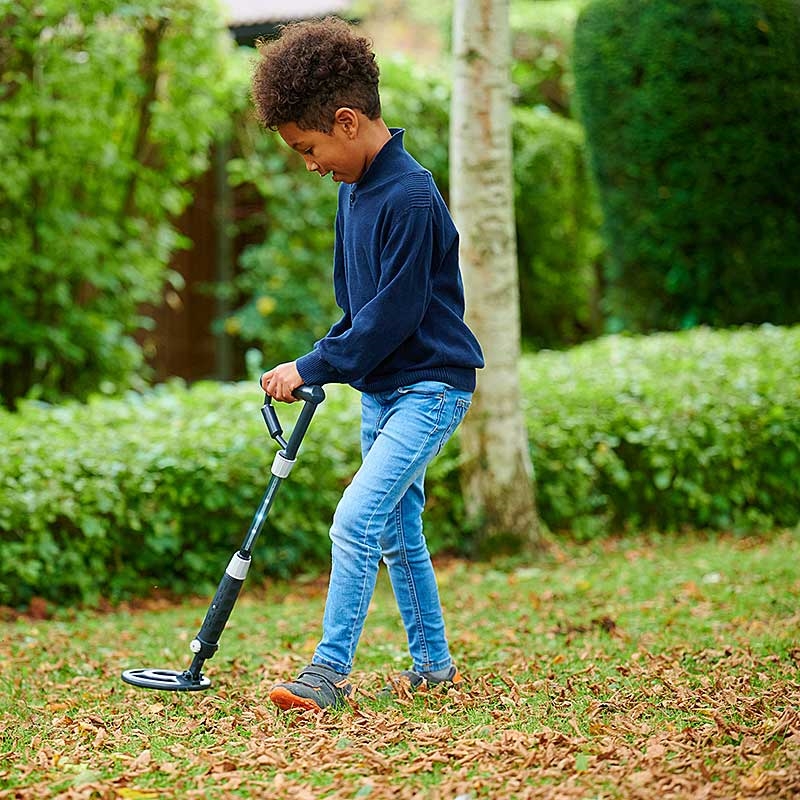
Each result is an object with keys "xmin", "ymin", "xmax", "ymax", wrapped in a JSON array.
[{"xmin": 304, "ymin": 148, "xmax": 314, "ymax": 156}]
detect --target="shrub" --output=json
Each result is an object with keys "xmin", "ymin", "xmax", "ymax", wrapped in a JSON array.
[
  {"xmin": 223, "ymin": 119, "xmax": 340, "ymax": 370},
  {"xmin": 0, "ymin": 382, "xmax": 358, "ymax": 608},
  {"xmin": 513, "ymin": 107, "xmax": 604, "ymax": 348},
  {"xmin": 4, "ymin": 327, "xmax": 796, "ymax": 609},
  {"xmin": 379, "ymin": 55, "xmax": 452, "ymax": 192},
  {"xmin": 0, "ymin": 0, "xmax": 239, "ymax": 408},
  {"xmin": 511, "ymin": 0, "xmax": 589, "ymax": 115},
  {"xmin": 524, "ymin": 325, "xmax": 800, "ymax": 538},
  {"xmin": 573, "ymin": 0, "xmax": 800, "ymax": 332}
]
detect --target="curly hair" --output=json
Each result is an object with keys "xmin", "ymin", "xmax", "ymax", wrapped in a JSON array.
[{"xmin": 252, "ymin": 17, "xmax": 381, "ymax": 132}]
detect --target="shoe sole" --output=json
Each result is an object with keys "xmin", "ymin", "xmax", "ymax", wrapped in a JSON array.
[{"xmin": 269, "ymin": 687, "xmax": 323, "ymax": 712}]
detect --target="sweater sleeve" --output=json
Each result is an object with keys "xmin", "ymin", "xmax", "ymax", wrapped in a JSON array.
[
  {"xmin": 295, "ymin": 211, "xmax": 350, "ymax": 385},
  {"xmin": 297, "ymin": 204, "xmax": 434, "ymax": 386}
]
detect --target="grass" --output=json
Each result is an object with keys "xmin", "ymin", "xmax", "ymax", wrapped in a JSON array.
[{"xmin": 1, "ymin": 529, "xmax": 798, "ymax": 799}]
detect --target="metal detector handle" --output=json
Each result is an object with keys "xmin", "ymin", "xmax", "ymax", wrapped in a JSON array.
[
  {"xmin": 260, "ymin": 396, "xmax": 284, "ymax": 444},
  {"xmin": 261, "ymin": 384, "xmax": 326, "ymax": 454}
]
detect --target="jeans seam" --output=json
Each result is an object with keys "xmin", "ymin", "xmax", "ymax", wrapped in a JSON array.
[
  {"xmin": 344, "ymin": 393, "xmax": 387, "ymax": 670},
  {"xmin": 435, "ymin": 394, "xmax": 470, "ymax": 455},
  {"xmin": 395, "ymin": 495, "xmax": 430, "ymax": 667},
  {"xmin": 344, "ymin": 536, "xmax": 373, "ymax": 672}
]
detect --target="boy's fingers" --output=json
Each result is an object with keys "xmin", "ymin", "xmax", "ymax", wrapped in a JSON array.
[
  {"xmin": 260, "ymin": 369, "xmax": 277, "ymax": 388},
  {"xmin": 260, "ymin": 364, "xmax": 301, "ymax": 401},
  {"xmin": 262, "ymin": 379, "xmax": 295, "ymax": 403}
]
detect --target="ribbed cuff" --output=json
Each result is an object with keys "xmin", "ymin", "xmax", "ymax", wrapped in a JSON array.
[{"xmin": 296, "ymin": 350, "xmax": 338, "ymax": 386}]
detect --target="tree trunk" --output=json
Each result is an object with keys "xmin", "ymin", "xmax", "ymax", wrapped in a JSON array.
[
  {"xmin": 121, "ymin": 16, "xmax": 168, "ymax": 222},
  {"xmin": 450, "ymin": 0, "xmax": 540, "ymax": 553}
]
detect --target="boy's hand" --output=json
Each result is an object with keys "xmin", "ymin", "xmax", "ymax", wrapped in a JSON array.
[{"xmin": 260, "ymin": 361, "xmax": 304, "ymax": 403}]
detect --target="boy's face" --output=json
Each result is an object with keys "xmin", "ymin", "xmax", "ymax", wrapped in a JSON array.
[{"xmin": 277, "ymin": 110, "xmax": 369, "ymax": 184}]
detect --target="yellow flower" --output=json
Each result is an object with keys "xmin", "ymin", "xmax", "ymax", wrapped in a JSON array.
[
  {"xmin": 224, "ymin": 316, "xmax": 241, "ymax": 335},
  {"xmin": 256, "ymin": 295, "xmax": 277, "ymax": 316}
]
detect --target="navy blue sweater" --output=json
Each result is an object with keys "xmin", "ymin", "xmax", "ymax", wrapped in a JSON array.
[{"xmin": 296, "ymin": 129, "xmax": 484, "ymax": 393}]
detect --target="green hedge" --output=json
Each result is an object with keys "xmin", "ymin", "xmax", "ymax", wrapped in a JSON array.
[
  {"xmin": 574, "ymin": 0, "xmax": 800, "ymax": 331},
  {"xmin": 1, "ymin": 326, "xmax": 798, "ymax": 608},
  {"xmin": 524, "ymin": 325, "xmax": 800, "ymax": 538},
  {"xmin": 0, "ymin": 383, "xmax": 356, "ymax": 609}
]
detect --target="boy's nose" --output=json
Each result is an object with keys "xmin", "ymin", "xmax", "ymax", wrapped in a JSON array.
[{"xmin": 303, "ymin": 157, "xmax": 319, "ymax": 173}]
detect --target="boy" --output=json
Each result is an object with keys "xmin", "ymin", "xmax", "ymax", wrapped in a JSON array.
[{"xmin": 252, "ymin": 17, "xmax": 484, "ymax": 711}]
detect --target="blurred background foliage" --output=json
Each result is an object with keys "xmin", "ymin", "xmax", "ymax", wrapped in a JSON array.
[
  {"xmin": 1, "ymin": 0, "xmax": 798, "ymax": 602},
  {"xmin": 0, "ymin": 0, "xmax": 241, "ymax": 409},
  {"xmin": 574, "ymin": 0, "xmax": 800, "ymax": 333},
  {"xmin": 2, "ymin": 0, "xmax": 798, "ymax": 406}
]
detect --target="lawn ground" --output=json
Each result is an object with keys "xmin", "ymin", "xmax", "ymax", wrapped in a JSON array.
[{"xmin": 1, "ymin": 529, "xmax": 798, "ymax": 799}]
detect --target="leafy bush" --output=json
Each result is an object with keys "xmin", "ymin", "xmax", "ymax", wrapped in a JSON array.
[
  {"xmin": 513, "ymin": 107, "xmax": 603, "ymax": 348},
  {"xmin": 379, "ymin": 56, "xmax": 452, "ymax": 192},
  {"xmin": 573, "ymin": 0, "xmax": 800, "ymax": 332},
  {"xmin": 0, "ymin": 0, "xmax": 240, "ymax": 408},
  {"xmin": 223, "ymin": 120, "xmax": 340, "ymax": 370},
  {"xmin": 2, "ymin": 326, "xmax": 798, "ymax": 608},
  {"xmin": 0, "ymin": 381, "xmax": 358, "ymax": 608},
  {"xmin": 511, "ymin": 0, "xmax": 589, "ymax": 115},
  {"xmin": 524, "ymin": 325, "xmax": 800, "ymax": 539}
]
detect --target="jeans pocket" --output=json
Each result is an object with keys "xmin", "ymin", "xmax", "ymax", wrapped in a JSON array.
[{"xmin": 436, "ymin": 396, "xmax": 472, "ymax": 455}]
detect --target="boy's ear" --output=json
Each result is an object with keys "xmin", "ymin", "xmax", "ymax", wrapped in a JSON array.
[{"xmin": 334, "ymin": 107, "xmax": 359, "ymax": 138}]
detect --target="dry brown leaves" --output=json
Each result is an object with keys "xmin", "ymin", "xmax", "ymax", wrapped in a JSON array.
[
  {"xmin": 1, "ymin": 644, "xmax": 798, "ymax": 800},
  {"xmin": 3, "ymin": 534, "xmax": 799, "ymax": 799}
]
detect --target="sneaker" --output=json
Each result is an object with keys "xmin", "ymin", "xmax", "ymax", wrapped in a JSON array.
[
  {"xmin": 268, "ymin": 664, "xmax": 352, "ymax": 712},
  {"xmin": 380, "ymin": 664, "xmax": 464, "ymax": 698}
]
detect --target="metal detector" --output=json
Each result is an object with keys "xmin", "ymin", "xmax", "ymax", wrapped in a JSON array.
[{"xmin": 121, "ymin": 384, "xmax": 325, "ymax": 692}]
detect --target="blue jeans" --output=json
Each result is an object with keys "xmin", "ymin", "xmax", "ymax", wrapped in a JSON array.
[{"xmin": 312, "ymin": 381, "xmax": 472, "ymax": 675}]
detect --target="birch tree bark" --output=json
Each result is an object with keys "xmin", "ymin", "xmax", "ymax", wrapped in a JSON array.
[{"xmin": 450, "ymin": 0, "xmax": 540, "ymax": 551}]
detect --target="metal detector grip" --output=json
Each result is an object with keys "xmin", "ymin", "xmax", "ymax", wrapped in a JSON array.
[
  {"xmin": 189, "ymin": 572, "xmax": 246, "ymax": 662},
  {"xmin": 261, "ymin": 385, "xmax": 326, "ymax": 451},
  {"xmin": 260, "ymin": 397, "xmax": 284, "ymax": 444}
]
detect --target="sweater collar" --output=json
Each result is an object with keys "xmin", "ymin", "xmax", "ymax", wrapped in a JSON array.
[{"xmin": 355, "ymin": 127, "xmax": 406, "ymax": 189}]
